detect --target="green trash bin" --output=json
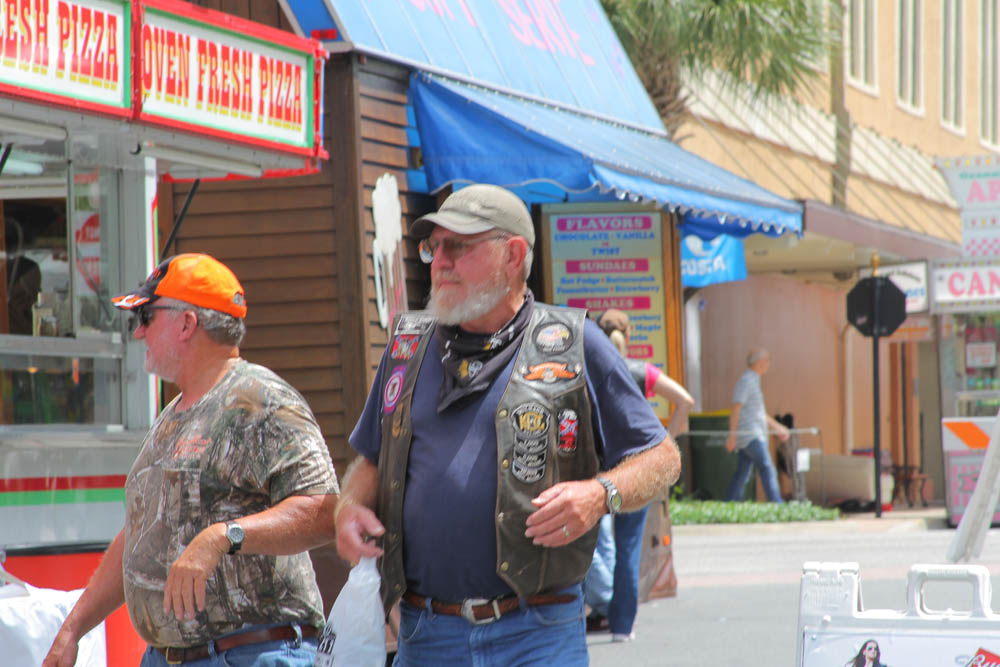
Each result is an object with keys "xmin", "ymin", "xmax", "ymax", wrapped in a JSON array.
[{"xmin": 687, "ymin": 411, "xmax": 756, "ymax": 501}]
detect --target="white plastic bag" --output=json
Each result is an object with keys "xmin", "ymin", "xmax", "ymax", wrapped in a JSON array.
[
  {"xmin": 314, "ymin": 557, "xmax": 387, "ymax": 667},
  {"xmin": 0, "ymin": 583, "xmax": 107, "ymax": 666}
]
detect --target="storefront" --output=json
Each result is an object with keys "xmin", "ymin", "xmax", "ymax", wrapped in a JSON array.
[
  {"xmin": 0, "ymin": 1, "xmax": 325, "ymax": 661},
  {"xmin": 930, "ymin": 257, "xmax": 1000, "ymax": 526}
]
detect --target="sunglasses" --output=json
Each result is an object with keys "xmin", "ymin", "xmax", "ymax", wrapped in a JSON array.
[
  {"xmin": 128, "ymin": 305, "xmax": 188, "ymax": 332},
  {"xmin": 417, "ymin": 233, "xmax": 509, "ymax": 264}
]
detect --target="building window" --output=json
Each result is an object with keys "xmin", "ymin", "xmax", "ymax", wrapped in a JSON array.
[
  {"xmin": 0, "ymin": 135, "xmax": 125, "ymax": 427},
  {"xmin": 942, "ymin": 0, "xmax": 964, "ymax": 129},
  {"xmin": 983, "ymin": 0, "xmax": 999, "ymax": 145},
  {"xmin": 897, "ymin": 0, "xmax": 923, "ymax": 110},
  {"xmin": 847, "ymin": 0, "xmax": 877, "ymax": 88}
]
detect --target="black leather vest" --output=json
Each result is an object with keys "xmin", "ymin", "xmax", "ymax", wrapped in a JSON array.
[{"xmin": 375, "ymin": 304, "xmax": 599, "ymax": 612}]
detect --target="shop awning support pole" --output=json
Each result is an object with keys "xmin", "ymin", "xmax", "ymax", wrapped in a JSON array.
[{"xmin": 160, "ymin": 179, "xmax": 200, "ymax": 262}]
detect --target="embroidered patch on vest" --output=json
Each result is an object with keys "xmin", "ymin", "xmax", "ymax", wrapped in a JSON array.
[
  {"xmin": 510, "ymin": 403, "xmax": 550, "ymax": 437},
  {"xmin": 391, "ymin": 334, "xmax": 419, "ymax": 360},
  {"xmin": 384, "ymin": 366, "xmax": 406, "ymax": 413},
  {"xmin": 522, "ymin": 361, "xmax": 578, "ymax": 383},
  {"xmin": 558, "ymin": 409, "xmax": 579, "ymax": 455},
  {"xmin": 512, "ymin": 459, "xmax": 545, "ymax": 484},
  {"xmin": 395, "ymin": 314, "xmax": 435, "ymax": 335},
  {"xmin": 513, "ymin": 440, "xmax": 547, "ymax": 468},
  {"xmin": 533, "ymin": 322, "xmax": 573, "ymax": 354}
]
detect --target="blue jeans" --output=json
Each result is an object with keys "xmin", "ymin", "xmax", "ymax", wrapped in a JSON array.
[
  {"xmin": 583, "ymin": 507, "xmax": 649, "ymax": 635},
  {"xmin": 725, "ymin": 438, "xmax": 784, "ymax": 503},
  {"xmin": 608, "ymin": 507, "xmax": 648, "ymax": 635},
  {"xmin": 394, "ymin": 585, "xmax": 587, "ymax": 666},
  {"xmin": 584, "ymin": 514, "xmax": 615, "ymax": 616},
  {"xmin": 139, "ymin": 624, "xmax": 318, "ymax": 667}
]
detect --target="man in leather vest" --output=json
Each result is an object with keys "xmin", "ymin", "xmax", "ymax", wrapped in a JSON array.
[{"xmin": 335, "ymin": 184, "xmax": 680, "ymax": 665}]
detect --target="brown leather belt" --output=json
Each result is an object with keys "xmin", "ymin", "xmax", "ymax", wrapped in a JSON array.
[
  {"xmin": 402, "ymin": 590, "xmax": 577, "ymax": 625},
  {"xmin": 155, "ymin": 624, "xmax": 318, "ymax": 664}
]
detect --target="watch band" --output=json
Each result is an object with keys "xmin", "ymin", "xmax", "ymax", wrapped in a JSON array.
[{"xmin": 596, "ymin": 475, "xmax": 622, "ymax": 514}]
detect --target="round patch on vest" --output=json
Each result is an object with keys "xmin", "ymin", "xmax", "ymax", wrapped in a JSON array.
[
  {"xmin": 510, "ymin": 403, "xmax": 550, "ymax": 438},
  {"xmin": 558, "ymin": 409, "xmax": 579, "ymax": 455},
  {"xmin": 384, "ymin": 366, "xmax": 406, "ymax": 413},
  {"xmin": 533, "ymin": 322, "xmax": 573, "ymax": 354}
]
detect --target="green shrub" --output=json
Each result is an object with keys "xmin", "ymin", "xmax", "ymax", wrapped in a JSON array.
[{"xmin": 671, "ymin": 500, "xmax": 839, "ymax": 525}]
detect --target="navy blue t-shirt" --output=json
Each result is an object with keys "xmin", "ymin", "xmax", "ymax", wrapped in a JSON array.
[{"xmin": 349, "ymin": 317, "xmax": 667, "ymax": 601}]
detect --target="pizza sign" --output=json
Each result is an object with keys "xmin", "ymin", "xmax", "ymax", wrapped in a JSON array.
[
  {"xmin": 138, "ymin": 7, "xmax": 313, "ymax": 151},
  {"xmin": 0, "ymin": 0, "xmax": 128, "ymax": 111}
]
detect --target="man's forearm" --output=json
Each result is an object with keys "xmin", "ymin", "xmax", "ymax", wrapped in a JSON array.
[
  {"xmin": 59, "ymin": 530, "xmax": 127, "ymax": 641},
  {"xmin": 603, "ymin": 437, "xmax": 681, "ymax": 512},
  {"xmin": 334, "ymin": 456, "xmax": 379, "ymax": 523},
  {"xmin": 218, "ymin": 493, "xmax": 339, "ymax": 556}
]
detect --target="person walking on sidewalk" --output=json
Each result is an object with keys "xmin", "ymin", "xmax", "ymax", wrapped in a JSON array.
[
  {"xmin": 585, "ymin": 309, "xmax": 693, "ymax": 641},
  {"xmin": 334, "ymin": 184, "xmax": 680, "ymax": 666},
  {"xmin": 724, "ymin": 347, "xmax": 788, "ymax": 503},
  {"xmin": 43, "ymin": 254, "xmax": 339, "ymax": 667}
]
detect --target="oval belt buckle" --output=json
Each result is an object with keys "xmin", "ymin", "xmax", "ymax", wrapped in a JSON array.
[{"xmin": 461, "ymin": 597, "xmax": 501, "ymax": 625}]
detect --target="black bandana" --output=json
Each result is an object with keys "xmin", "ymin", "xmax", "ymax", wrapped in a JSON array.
[{"xmin": 436, "ymin": 290, "xmax": 535, "ymax": 413}]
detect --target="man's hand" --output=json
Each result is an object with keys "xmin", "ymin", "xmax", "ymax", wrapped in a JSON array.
[
  {"xmin": 41, "ymin": 630, "xmax": 79, "ymax": 667},
  {"xmin": 163, "ymin": 524, "xmax": 228, "ymax": 621},
  {"xmin": 525, "ymin": 480, "xmax": 605, "ymax": 547},
  {"xmin": 776, "ymin": 424, "xmax": 790, "ymax": 442},
  {"xmin": 725, "ymin": 434, "xmax": 737, "ymax": 452},
  {"xmin": 335, "ymin": 502, "xmax": 385, "ymax": 564}
]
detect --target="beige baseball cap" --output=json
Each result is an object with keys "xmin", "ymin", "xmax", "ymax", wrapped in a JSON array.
[{"xmin": 410, "ymin": 184, "xmax": 534, "ymax": 248}]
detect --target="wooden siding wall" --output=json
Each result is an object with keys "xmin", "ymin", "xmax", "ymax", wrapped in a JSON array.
[
  {"xmin": 357, "ymin": 59, "xmax": 435, "ymax": 379},
  {"xmin": 159, "ymin": 41, "xmax": 434, "ymax": 466},
  {"xmin": 158, "ymin": 0, "xmax": 346, "ymax": 457}
]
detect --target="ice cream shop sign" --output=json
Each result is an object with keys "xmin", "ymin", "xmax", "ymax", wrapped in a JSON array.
[{"xmin": 0, "ymin": 0, "xmax": 324, "ymax": 159}]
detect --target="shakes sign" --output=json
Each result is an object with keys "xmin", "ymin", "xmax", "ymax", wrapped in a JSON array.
[{"xmin": 0, "ymin": 0, "xmax": 323, "ymax": 159}]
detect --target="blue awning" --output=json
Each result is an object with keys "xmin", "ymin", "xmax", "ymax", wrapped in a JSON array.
[{"xmin": 410, "ymin": 73, "xmax": 802, "ymax": 236}]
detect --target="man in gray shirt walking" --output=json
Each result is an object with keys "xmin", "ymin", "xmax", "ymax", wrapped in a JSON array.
[{"xmin": 724, "ymin": 347, "xmax": 789, "ymax": 502}]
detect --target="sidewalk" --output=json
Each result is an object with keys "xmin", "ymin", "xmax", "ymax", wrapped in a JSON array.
[{"xmin": 671, "ymin": 503, "xmax": 948, "ymax": 537}]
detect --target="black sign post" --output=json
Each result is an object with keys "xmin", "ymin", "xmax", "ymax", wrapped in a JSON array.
[{"xmin": 846, "ymin": 275, "xmax": 906, "ymax": 517}]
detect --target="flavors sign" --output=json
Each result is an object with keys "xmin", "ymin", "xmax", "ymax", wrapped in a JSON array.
[
  {"xmin": 0, "ymin": 0, "xmax": 129, "ymax": 112},
  {"xmin": 547, "ymin": 208, "xmax": 670, "ymax": 418},
  {"xmin": 139, "ymin": 6, "xmax": 313, "ymax": 152}
]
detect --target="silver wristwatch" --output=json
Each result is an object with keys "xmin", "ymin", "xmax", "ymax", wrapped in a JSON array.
[
  {"xmin": 225, "ymin": 521, "xmax": 244, "ymax": 555},
  {"xmin": 596, "ymin": 476, "xmax": 623, "ymax": 514}
]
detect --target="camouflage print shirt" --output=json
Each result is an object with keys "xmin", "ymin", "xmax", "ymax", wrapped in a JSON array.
[{"xmin": 123, "ymin": 360, "xmax": 339, "ymax": 647}]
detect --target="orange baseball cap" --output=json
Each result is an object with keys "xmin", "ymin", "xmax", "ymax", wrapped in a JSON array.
[{"xmin": 112, "ymin": 253, "xmax": 247, "ymax": 319}]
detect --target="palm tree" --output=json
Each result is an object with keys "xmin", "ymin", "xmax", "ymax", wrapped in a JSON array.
[{"xmin": 601, "ymin": 0, "xmax": 838, "ymax": 138}]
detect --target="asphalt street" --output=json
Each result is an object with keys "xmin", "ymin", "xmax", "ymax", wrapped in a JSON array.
[{"xmin": 587, "ymin": 505, "xmax": 1000, "ymax": 666}]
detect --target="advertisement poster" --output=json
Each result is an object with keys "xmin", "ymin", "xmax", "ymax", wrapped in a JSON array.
[
  {"xmin": 802, "ymin": 631, "xmax": 1000, "ymax": 667},
  {"xmin": 546, "ymin": 207, "xmax": 669, "ymax": 419}
]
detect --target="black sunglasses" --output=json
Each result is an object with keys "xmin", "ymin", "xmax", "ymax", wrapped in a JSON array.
[{"xmin": 128, "ymin": 305, "xmax": 188, "ymax": 332}]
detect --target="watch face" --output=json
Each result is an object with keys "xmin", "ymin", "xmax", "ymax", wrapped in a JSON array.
[
  {"xmin": 609, "ymin": 492, "xmax": 623, "ymax": 512},
  {"xmin": 227, "ymin": 522, "xmax": 244, "ymax": 551}
]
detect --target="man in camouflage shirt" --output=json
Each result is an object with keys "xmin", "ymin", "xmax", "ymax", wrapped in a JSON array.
[{"xmin": 44, "ymin": 254, "xmax": 339, "ymax": 667}]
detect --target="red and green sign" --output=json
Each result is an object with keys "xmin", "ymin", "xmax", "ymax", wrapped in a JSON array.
[{"xmin": 0, "ymin": 0, "xmax": 324, "ymax": 158}]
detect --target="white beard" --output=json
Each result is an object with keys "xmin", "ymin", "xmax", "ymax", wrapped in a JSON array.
[{"xmin": 428, "ymin": 279, "xmax": 510, "ymax": 325}]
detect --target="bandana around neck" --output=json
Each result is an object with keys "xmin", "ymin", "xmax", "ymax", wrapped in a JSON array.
[{"xmin": 435, "ymin": 290, "xmax": 535, "ymax": 413}]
